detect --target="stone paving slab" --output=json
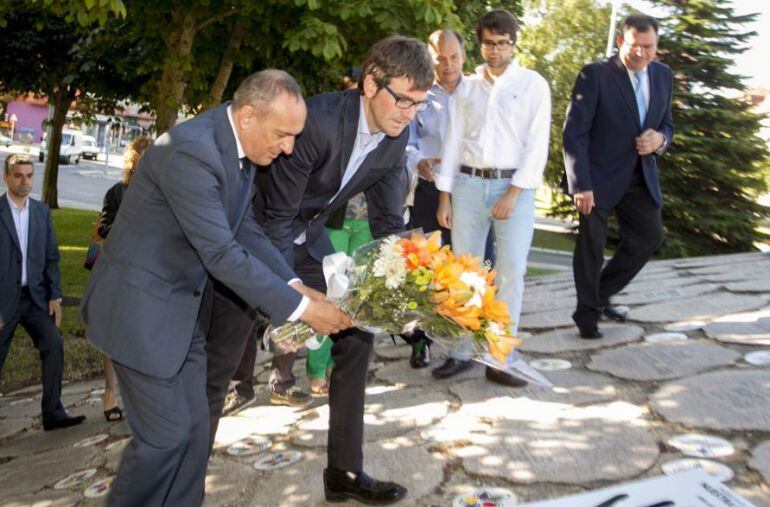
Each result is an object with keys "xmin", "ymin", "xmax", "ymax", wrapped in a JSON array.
[
  {"xmin": 520, "ymin": 308, "xmax": 574, "ymax": 329},
  {"xmin": 587, "ymin": 342, "xmax": 741, "ymax": 381},
  {"xmin": 451, "ymin": 402, "xmax": 659, "ymax": 484},
  {"xmin": 749, "ymin": 440, "xmax": 770, "ymax": 487},
  {"xmin": 700, "ymin": 271, "xmax": 764, "ymax": 283},
  {"xmin": 214, "ymin": 404, "xmax": 306, "ymax": 449},
  {"xmin": 521, "ymin": 296, "xmax": 576, "ymax": 315},
  {"xmin": 703, "ymin": 307, "xmax": 770, "ymax": 346},
  {"xmin": 450, "ymin": 369, "xmax": 618, "ymax": 410},
  {"xmin": 243, "ymin": 441, "xmax": 444, "ymax": 506},
  {"xmin": 619, "ymin": 276, "xmax": 704, "ymax": 294},
  {"xmin": 683, "ymin": 258, "xmax": 770, "ymax": 276},
  {"xmin": 673, "ymin": 252, "xmax": 767, "ymax": 269},
  {"xmin": 292, "ymin": 386, "xmax": 450, "ymax": 447},
  {"xmin": 519, "ymin": 324, "xmax": 644, "ymax": 353},
  {"xmin": 725, "ymin": 278, "xmax": 770, "ymax": 293},
  {"xmin": 631, "ymin": 293, "xmax": 766, "ymax": 323},
  {"xmin": 0, "ymin": 416, "xmax": 34, "ymax": 440},
  {"xmin": 0, "ymin": 444, "xmax": 99, "ymax": 500},
  {"xmin": 0, "ymin": 490, "xmax": 81, "ymax": 506},
  {"xmin": 204, "ymin": 454, "xmax": 261, "ymax": 507},
  {"xmin": 375, "ymin": 356, "xmax": 484, "ymax": 386},
  {"xmin": 374, "ymin": 344, "xmax": 411, "ymax": 360},
  {"xmin": 651, "ymin": 370, "xmax": 770, "ymax": 431},
  {"xmin": 614, "ymin": 283, "xmax": 721, "ymax": 306}
]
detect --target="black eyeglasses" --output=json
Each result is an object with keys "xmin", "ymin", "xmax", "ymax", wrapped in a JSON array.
[
  {"xmin": 383, "ymin": 84, "xmax": 430, "ymax": 112},
  {"xmin": 480, "ymin": 39, "xmax": 514, "ymax": 50}
]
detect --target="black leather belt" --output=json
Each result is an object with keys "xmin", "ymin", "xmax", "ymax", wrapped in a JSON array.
[{"xmin": 460, "ymin": 165, "xmax": 516, "ymax": 179}]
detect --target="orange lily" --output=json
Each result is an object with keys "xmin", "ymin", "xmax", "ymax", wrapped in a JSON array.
[{"xmin": 486, "ymin": 335, "xmax": 523, "ymax": 363}]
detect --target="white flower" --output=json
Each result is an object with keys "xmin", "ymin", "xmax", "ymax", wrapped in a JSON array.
[
  {"xmin": 373, "ymin": 238, "xmax": 407, "ymax": 289},
  {"xmin": 459, "ymin": 271, "xmax": 487, "ymax": 308},
  {"xmin": 485, "ymin": 321, "xmax": 503, "ymax": 336}
]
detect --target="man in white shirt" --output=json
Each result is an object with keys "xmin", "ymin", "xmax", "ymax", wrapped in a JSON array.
[
  {"xmin": 436, "ymin": 9, "xmax": 551, "ymax": 384},
  {"xmin": 0, "ymin": 154, "xmax": 86, "ymax": 430}
]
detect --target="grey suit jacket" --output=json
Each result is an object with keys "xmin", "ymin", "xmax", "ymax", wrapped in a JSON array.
[
  {"xmin": 81, "ymin": 103, "xmax": 302, "ymax": 378},
  {"xmin": 0, "ymin": 195, "xmax": 62, "ymax": 323}
]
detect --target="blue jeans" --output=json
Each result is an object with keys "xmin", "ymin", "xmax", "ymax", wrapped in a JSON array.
[{"xmin": 448, "ymin": 173, "xmax": 535, "ymax": 361}]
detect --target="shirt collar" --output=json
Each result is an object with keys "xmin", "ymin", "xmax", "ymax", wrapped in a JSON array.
[
  {"xmin": 475, "ymin": 60, "xmax": 520, "ymax": 83},
  {"xmin": 6, "ymin": 193, "xmax": 29, "ymax": 212},
  {"xmin": 226, "ymin": 105, "xmax": 246, "ymax": 160},
  {"xmin": 358, "ymin": 97, "xmax": 386, "ymax": 142},
  {"xmin": 432, "ymin": 76, "xmax": 461, "ymax": 96}
]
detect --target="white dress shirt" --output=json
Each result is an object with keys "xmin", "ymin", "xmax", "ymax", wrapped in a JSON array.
[
  {"xmin": 7, "ymin": 194, "xmax": 29, "ymax": 286},
  {"xmin": 436, "ymin": 62, "xmax": 551, "ymax": 193},
  {"xmin": 227, "ymin": 106, "xmax": 308, "ymax": 322},
  {"xmin": 294, "ymin": 97, "xmax": 385, "ymax": 245}
]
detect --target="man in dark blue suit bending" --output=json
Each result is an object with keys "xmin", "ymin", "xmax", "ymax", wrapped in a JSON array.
[{"xmin": 563, "ymin": 13, "xmax": 674, "ymax": 339}]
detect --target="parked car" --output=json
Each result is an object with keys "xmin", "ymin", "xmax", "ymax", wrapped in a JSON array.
[
  {"xmin": 39, "ymin": 130, "xmax": 86, "ymax": 164},
  {"xmin": 0, "ymin": 134, "xmax": 12, "ymax": 147},
  {"xmin": 79, "ymin": 135, "xmax": 99, "ymax": 160}
]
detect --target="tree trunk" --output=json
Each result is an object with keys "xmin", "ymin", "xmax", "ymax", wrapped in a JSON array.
[
  {"xmin": 154, "ymin": 10, "xmax": 197, "ymax": 135},
  {"xmin": 42, "ymin": 87, "xmax": 75, "ymax": 209},
  {"xmin": 204, "ymin": 19, "xmax": 246, "ymax": 110}
]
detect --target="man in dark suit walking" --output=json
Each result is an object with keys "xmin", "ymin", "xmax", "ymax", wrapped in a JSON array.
[
  {"xmin": 1, "ymin": 154, "xmax": 85, "ymax": 431},
  {"xmin": 563, "ymin": 13, "xmax": 674, "ymax": 339},
  {"xmin": 81, "ymin": 70, "xmax": 349, "ymax": 506}
]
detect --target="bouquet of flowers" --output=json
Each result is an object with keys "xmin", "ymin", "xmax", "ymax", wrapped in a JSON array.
[{"xmin": 266, "ymin": 230, "xmax": 529, "ymax": 375}]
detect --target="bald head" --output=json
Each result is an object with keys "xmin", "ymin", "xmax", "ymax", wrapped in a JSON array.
[{"xmin": 427, "ymin": 29, "xmax": 465, "ymax": 91}]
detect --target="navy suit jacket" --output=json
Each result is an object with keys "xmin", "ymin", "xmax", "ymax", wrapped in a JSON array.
[
  {"xmin": 262, "ymin": 89, "xmax": 408, "ymax": 265},
  {"xmin": 81, "ymin": 103, "xmax": 301, "ymax": 379},
  {"xmin": 0, "ymin": 195, "xmax": 62, "ymax": 323},
  {"xmin": 562, "ymin": 56, "xmax": 674, "ymax": 209}
]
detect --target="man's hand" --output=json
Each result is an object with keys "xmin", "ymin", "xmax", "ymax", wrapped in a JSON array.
[
  {"xmin": 492, "ymin": 186, "xmax": 522, "ymax": 220},
  {"xmin": 636, "ymin": 129, "xmax": 665, "ymax": 156},
  {"xmin": 289, "ymin": 280, "xmax": 325, "ymax": 301},
  {"xmin": 48, "ymin": 300, "xmax": 62, "ymax": 328},
  {"xmin": 574, "ymin": 190, "xmax": 595, "ymax": 215},
  {"xmin": 299, "ymin": 299, "xmax": 352, "ymax": 336},
  {"xmin": 436, "ymin": 191, "xmax": 453, "ymax": 229},
  {"xmin": 416, "ymin": 157, "xmax": 441, "ymax": 182}
]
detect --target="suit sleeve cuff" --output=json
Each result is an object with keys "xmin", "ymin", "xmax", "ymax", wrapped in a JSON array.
[{"xmin": 287, "ymin": 295, "xmax": 309, "ymax": 322}]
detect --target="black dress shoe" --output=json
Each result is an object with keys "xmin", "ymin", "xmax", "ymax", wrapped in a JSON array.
[
  {"xmin": 485, "ymin": 366, "xmax": 528, "ymax": 387},
  {"xmin": 577, "ymin": 324, "xmax": 603, "ymax": 340},
  {"xmin": 43, "ymin": 414, "xmax": 86, "ymax": 431},
  {"xmin": 409, "ymin": 339, "xmax": 430, "ymax": 369},
  {"xmin": 431, "ymin": 357, "xmax": 474, "ymax": 379},
  {"xmin": 600, "ymin": 305, "xmax": 628, "ymax": 322},
  {"xmin": 324, "ymin": 468, "xmax": 407, "ymax": 505}
]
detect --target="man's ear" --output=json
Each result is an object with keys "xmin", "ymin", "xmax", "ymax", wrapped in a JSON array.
[{"xmin": 362, "ymin": 74, "xmax": 379, "ymax": 99}]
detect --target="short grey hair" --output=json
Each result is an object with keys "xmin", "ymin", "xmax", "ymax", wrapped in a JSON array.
[
  {"xmin": 232, "ymin": 69, "xmax": 303, "ymax": 116},
  {"xmin": 4, "ymin": 153, "xmax": 33, "ymax": 176}
]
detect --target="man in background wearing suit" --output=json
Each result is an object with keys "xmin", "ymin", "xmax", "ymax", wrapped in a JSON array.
[
  {"xmin": 1, "ymin": 154, "xmax": 86, "ymax": 431},
  {"xmin": 262, "ymin": 36, "xmax": 434, "ymax": 504},
  {"xmin": 563, "ymin": 13, "xmax": 673, "ymax": 339},
  {"xmin": 81, "ymin": 70, "xmax": 349, "ymax": 506}
]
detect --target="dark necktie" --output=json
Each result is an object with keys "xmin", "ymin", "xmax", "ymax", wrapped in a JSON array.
[{"xmin": 233, "ymin": 156, "xmax": 252, "ymax": 225}]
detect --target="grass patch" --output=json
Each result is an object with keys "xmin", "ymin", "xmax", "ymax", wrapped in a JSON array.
[
  {"xmin": 0, "ymin": 208, "xmax": 104, "ymax": 394},
  {"xmin": 531, "ymin": 228, "xmax": 576, "ymax": 252},
  {"xmin": 525, "ymin": 267, "xmax": 561, "ymax": 277}
]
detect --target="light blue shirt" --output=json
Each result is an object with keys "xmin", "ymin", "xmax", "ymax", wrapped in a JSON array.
[
  {"xmin": 406, "ymin": 82, "xmax": 454, "ymax": 181},
  {"xmin": 7, "ymin": 194, "xmax": 30, "ymax": 286}
]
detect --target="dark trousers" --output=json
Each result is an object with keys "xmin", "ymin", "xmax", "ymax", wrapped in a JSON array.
[
  {"xmin": 572, "ymin": 170, "xmax": 664, "ymax": 328},
  {"xmin": 232, "ymin": 324, "xmax": 258, "ymax": 399},
  {"xmin": 409, "ymin": 178, "xmax": 496, "ymax": 265},
  {"xmin": 0, "ymin": 288, "xmax": 66, "ymax": 422},
  {"xmin": 205, "ymin": 284, "xmax": 257, "ymax": 451},
  {"xmin": 294, "ymin": 243, "xmax": 372, "ymax": 472},
  {"xmin": 110, "ymin": 324, "xmax": 209, "ymax": 507}
]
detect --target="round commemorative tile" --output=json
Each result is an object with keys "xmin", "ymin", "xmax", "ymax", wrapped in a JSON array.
[
  {"xmin": 253, "ymin": 451, "xmax": 302, "ymax": 470},
  {"xmin": 667, "ymin": 433, "xmax": 734, "ymax": 458},
  {"xmin": 744, "ymin": 350, "xmax": 770, "ymax": 366},
  {"xmin": 664, "ymin": 321, "xmax": 705, "ymax": 332},
  {"xmin": 227, "ymin": 436, "xmax": 271, "ymax": 456},
  {"xmin": 74, "ymin": 434, "xmax": 110, "ymax": 448},
  {"xmin": 662, "ymin": 458, "xmax": 734, "ymax": 482},
  {"xmin": 529, "ymin": 359, "xmax": 571, "ymax": 371},
  {"xmin": 644, "ymin": 332, "xmax": 688, "ymax": 343},
  {"xmin": 54, "ymin": 468, "xmax": 97, "ymax": 490},
  {"xmin": 84, "ymin": 477, "xmax": 114, "ymax": 498},
  {"xmin": 452, "ymin": 487, "xmax": 517, "ymax": 507}
]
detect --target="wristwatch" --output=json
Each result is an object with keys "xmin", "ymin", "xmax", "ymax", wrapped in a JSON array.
[
  {"xmin": 54, "ymin": 298, "xmax": 62, "ymax": 304},
  {"xmin": 655, "ymin": 134, "xmax": 668, "ymax": 155}
]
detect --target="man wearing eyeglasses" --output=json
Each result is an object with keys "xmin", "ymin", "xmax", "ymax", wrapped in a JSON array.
[
  {"xmin": 435, "ymin": 9, "xmax": 551, "ymax": 386},
  {"xmin": 256, "ymin": 36, "xmax": 433, "ymax": 504},
  {"xmin": 562, "ymin": 13, "xmax": 672, "ymax": 340}
]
